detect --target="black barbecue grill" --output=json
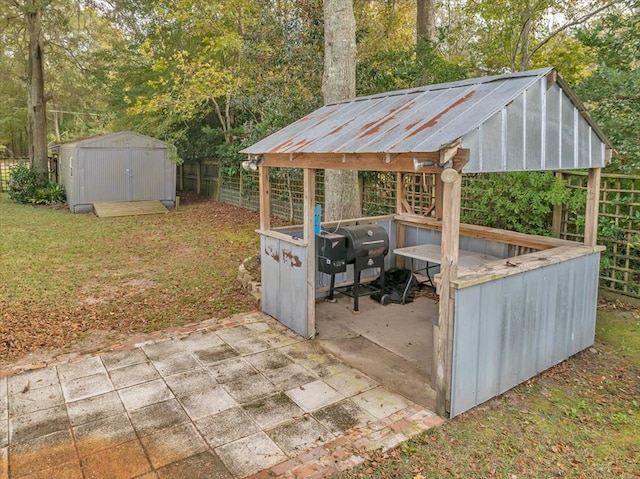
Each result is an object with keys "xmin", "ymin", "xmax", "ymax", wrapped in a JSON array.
[{"xmin": 317, "ymin": 224, "xmax": 388, "ymax": 311}]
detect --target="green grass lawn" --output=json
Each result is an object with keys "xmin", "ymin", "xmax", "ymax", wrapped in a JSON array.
[{"xmin": 0, "ymin": 193, "xmax": 262, "ymax": 361}]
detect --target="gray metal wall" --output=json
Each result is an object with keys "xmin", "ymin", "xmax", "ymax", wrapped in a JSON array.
[
  {"xmin": 463, "ymin": 77, "xmax": 606, "ymax": 172},
  {"xmin": 449, "ymin": 251, "xmax": 600, "ymax": 417},
  {"xmin": 261, "ymin": 235, "xmax": 310, "ymax": 338}
]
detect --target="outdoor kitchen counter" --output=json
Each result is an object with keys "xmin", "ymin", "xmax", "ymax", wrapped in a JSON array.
[{"xmin": 437, "ymin": 244, "xmax": 606, "ymax": 290}]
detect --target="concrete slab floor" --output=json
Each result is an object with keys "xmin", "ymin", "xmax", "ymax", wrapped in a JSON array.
[
  {"xmin": 0, "ymin": 312, "xmax": 442, "ymax": 479},
  {"xmin": 316, "ymin": 294, "xmax": 438, "ymax": 410}
]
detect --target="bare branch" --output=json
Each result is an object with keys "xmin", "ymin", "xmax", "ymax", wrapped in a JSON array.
[{"xmin": 526, "ymin": 0, "xmax": 620, "ymax": 63}]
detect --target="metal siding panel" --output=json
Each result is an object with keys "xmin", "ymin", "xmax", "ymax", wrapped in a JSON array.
[
  {"xmin": 506, "ymin": 93, "xmax": 526, "ymax": 170},
  {"xmin": 581, "ymin": 254, "xmax": 600, "ymax": 348},
  {"xmin": 480, "ymin": 112, "xmax": 505, "ymax": 171},
  {"xmin": 278, "ymin": 243, "xmax": 308, "ymax": 337},
  {"xmin": 485, "ymin": 240, "xmax": 509, "ymax": 259},
  {"xmin": 450, "ymin": 253, "xmax": 600, "ymax": 417},
  {"xmin": 577, "ymin": 119, "xmax": 592, "ymax": 168},
  {"xmin": 525, "ymin": 80, "xmax": 543, "ymax": 170},
  {"xmin": 561, "ymin": 94, "xmax": 575, "ymax": 169},
  {"xmin": 461, "ymin": 129, "xmax": 481, "ymax": 172},
  {"xmin": 538, "ymin": 262, "xmax": 559, "ymax": 372},
  {"xmin": 474, "ymin": 279, "xmax": 503, "ymax": 404},
  {"xmin": 497, "ymin": 273, "xmax": 526, "ymax": 393},
  {"xmin": 380, "ymin": 220, "xmax": 397, "ymax": 271},
  {"xmin": 261, "ymin": 236, "xmax": 281, "ymax": 320},
  {"xmin": 81, "ymin": 148, "xmax": 128, "ymax": 202},
  {"xmin": 591, "ymin": 130, "xmax": 604, "ymax": 167},
  {"xmin": 545, "ymin": 85, "xmax": 562, "ymax": 170},
  {"xmin": 465, "ymin": 237, "xmax": 488, "ymax": 254},
  {"xmin": 130, "ymin": 148, "xmax": 167, "ymax": 201},
  {"xmin": 451, "ymin": 287, "xmax": 482, "ymax": 416}
]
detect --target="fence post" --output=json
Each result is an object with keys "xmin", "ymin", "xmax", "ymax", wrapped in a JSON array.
[
  {"xmin": 195, "ymin": 161, "xmax": 201, "ymax": 194},
  {"xmin": 551, "ymin": 171, "xmax": 563, "ymax": 237}
]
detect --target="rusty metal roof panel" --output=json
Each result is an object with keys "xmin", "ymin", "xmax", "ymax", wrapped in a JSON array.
[
  {"xmin": 243, "ymin": 69, "xmax": 548, "ymax": 156},
  {"xmin": 242, "ymin": 67, "xmax": 613, "ymax": 171}
]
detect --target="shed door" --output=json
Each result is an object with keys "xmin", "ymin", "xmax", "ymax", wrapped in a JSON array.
[
  {"xmin": 130, "ymin": 148, "xmax": 167, "ymax": 201},
  {"xmin": 83, "ymin": 148, "xmax": 128, "ymax": 202}
]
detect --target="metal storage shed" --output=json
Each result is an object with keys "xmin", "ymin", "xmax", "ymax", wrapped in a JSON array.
[
  {"xmin": 242, "ymin": 67, "xmax": 614, "ymax": 418},
  {"xmin": 53, "ymin": 131, "xmax": 176, "ymax": 213}
]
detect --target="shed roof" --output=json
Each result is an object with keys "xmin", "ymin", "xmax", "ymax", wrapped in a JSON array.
[
  {"xmin": 243, "ymin": 67, "xmax": 613, "ymax": 173},
  {"xmin": 51, "ymin": 131, "xmax": 167, "ymax": 151}
]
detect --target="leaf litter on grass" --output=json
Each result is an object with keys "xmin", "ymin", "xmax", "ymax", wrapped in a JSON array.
[{"xmin": 0, "ymin": 194, "xmax": 265, "ymax": 364}]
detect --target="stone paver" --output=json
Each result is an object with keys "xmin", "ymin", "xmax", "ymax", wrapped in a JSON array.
[{"xmin": 0, "ymin": 311, "xmax": 443, "ymax": 479}]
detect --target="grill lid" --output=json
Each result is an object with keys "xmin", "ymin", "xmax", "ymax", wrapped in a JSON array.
[{"xmin": 336, "ymin": 224, "xmax": 389, "ymax": 262}]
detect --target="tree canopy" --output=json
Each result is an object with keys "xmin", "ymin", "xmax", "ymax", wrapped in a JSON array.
[{"xmin": 0, "ymin": 0, "xmax": 636, "ymax": 173}]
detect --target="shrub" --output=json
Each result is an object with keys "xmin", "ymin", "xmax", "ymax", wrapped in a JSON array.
[
  {"xmin": 30, "ymin": 183, "xmax": 66, "ymax": 204},
  {"xmin": 7, "ymin": 164, "xmax": 65, "ymax": 205}
]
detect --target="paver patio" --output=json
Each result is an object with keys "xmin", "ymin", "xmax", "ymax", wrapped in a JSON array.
[{"xmin": 0, "ymin": 312, "xmax": 443, "ymax": 479}]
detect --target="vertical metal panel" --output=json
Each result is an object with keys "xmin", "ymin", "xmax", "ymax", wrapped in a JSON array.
[
  {"xmin": 485, "ymin": 240, "xmax": 509, "ymax": 258},
  {"xmin": 480, "ymin": 111, "xmax": 505, "ymax": 172},
  {"xmin": 279, "ymin": 243, "xmax": 309, "ymax": 337},
  {"xmin": 450, "ymin": 252, "xmax": 601, "ymax": 417},
  {"xmin": 472, "ymin": 277, "xmax": 503, "ymax": 403},
  {"xmin": 591, "ymin": 130, "xmax": 604, "ymax": 166},
  {"xmin": 130, "ymin": 148, "xmax": 167, "ymax": 200},
  {"xmin": 545, "ymin": 84, "xmax": 561, "ymax": 170},
  {"xmin": 506, "ymin": 93, "xmax": 525, "ymax": 170},
  {"xmin": 450, "ymin": 286, "xmax": 482, "ymax": 414},
  {"xmin": 525, "ymin": 79, "xmax": 543, "ymax": 170},
  {"xmin": 577, "ymin": 120, "xmax": 592, "ymax": 168},
  {"xmin": 535, "ymin": 262, "xmax": 557, "ymax": 373},
  {"xmin": 261, "ymin": 236, "xmax": 281, "ymax": 320},
  {"xmin": 561, "ymin": 94, "xmax": 575, "ymax": 169},
  {"xmin": 261, "ymin": 235, "xmax": 309, "ymax": 337},
  {"xmin": 81, "ymin": 148, "xmax": 128, "ymax": 202}
]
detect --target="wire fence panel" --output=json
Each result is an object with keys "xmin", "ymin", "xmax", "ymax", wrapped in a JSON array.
[
  {"xmin": 560, "ymin": 171, "xmax": 639, "ymax": 299},
  {"xmin": 0, "ymin": 158, "xmax": 29, "ymax": 191}
]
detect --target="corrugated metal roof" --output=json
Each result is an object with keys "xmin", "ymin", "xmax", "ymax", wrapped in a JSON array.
[
  {"xmin": 242, "ymin": 68, "xmax": 612, "ymax": 163},
  {"xmin": 51, "ymin": 131, "xmax": 167, "ymax": 150}
]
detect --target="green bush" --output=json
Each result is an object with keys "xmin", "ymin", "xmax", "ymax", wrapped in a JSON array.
[
  {"xmin": 30, "ymin": 183, "xmax": 66, "ymax": 204},
  {"xmin": 7, "ymin": 164, "xmax": 65, "ymax": 205}
]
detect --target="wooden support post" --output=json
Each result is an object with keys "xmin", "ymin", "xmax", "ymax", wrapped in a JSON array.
[
  {"xmin": 434, "ymin": 172, "xmax": 444, "ymax": 220},
  {"xmin": 551, "ymin": 171, "xmax": 563, "ymax": 238},
  {"xmin": 395, "ymin": 173, "xmax": 406, "ymax": 269},
  {"xmin": 396, "ymin": 172, "xmax": 404, "ymax": 214},
  {"xmin": 303, "ymin": 168, "xmax": 316, "ymax": 339},
  {"xmin": 259, "ymin": 166, "xmax": 271, "ymax": 231},
  {"xmin": 436, "ymin": 168, "xmax": 461, "ymax": 418},
  {"xmin": 584, "ymin": 167, "xmax": 601, "ymax": 247}
]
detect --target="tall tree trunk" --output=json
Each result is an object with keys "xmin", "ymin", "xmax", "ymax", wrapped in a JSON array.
[
  {"xmin": 417, "ymin": 0, "xmax": 437, "ymax": 43},
  {"xmin": 26, "ymin": 1, "xmax": 48, "ymax": 172},
  {"xmin": 323, "ymin": 0, "xmax": 360, "ymax": 221}
]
